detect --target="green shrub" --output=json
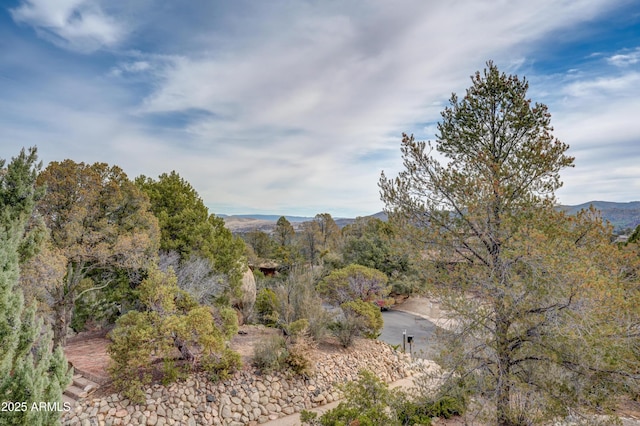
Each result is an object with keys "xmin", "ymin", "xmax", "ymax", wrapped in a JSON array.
[
  {"xmin": 300, "ymin": 410, "xmax": 319, "ymax": 425},
  {"xmin": 255, "ymin": 288, "xmax": 279, "ymax": 325},
  {"xmin": 341, "ymin": 299, "xmax": 383, "ymax": 338},
  {"xmin": 108, "ymin": 267, "xmax": 235, "ymax": 402},
  {"xmin": 161, "ymin": 358, "xmax": 187, "ymax": 386},
  {"xmin": 328, "ymin": 316, "xmax": 363, "ymax": 348},
  {"xmin": 303, "ymin": 370, "xmax": 467, "ymax": 426},
  {"xmin": 396, "ymin": 394, "xmax": 466, "ymax": 425},
  {"xmin": 318, "ymin": 404, "xmax": 379, "ymax": 426},
  {"xmin": 327, "ymin": 299, "xmax": 384, "ymax": 347},
  {"xmin": 252, "ymin": 335, "xmax": 288, "ymax": 372},
  {"xmin": 107, "ymin": 311, "xmax": 158, "ymax": 404},
  {"xmin": 430, "ymin": 395, "xmax": 465, "ymax": 419},
  {"xmin": 216, "ymin": 305, "xmax": 240, "ymax": 338},
  {"xmin": 201, "ymin": 348, "xmax": 242, "ymax": 382},
  {"xmin": 307, "ymin": 370, "xmax": 397, "ymax": 425},
  {"xmin": 282, "ymin": 318, "xmax": 309, "ymax": 340}
]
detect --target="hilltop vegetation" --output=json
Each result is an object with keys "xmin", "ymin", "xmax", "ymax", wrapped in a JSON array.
[
  {"xmin": 2, "ymin": 62, "xmax": 639, "ymax": 426},
  {"xmin": 1, "ymin": 148, "xmax": 419, "ymax": 417}
]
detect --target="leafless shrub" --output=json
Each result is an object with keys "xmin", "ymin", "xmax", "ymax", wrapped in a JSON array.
[{"xmin": 159, "ymin": 251, "xmax": 229, "ymax": 305}]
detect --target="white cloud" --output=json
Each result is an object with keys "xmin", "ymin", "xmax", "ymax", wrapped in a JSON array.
[
  {"xmin": 10, "ymin": 0, "xmax": 126, "ymax": 52},
  {"xmin": 129, "ymin": 1, "xmax": 618, "ymax": 212},
  {"xmin": 109, "ymin": 60, "xmax": 152, "ymax": 77},
  {"xmin": 562, "ymin": 72, "xmax": 640, "ymax": 99},
  {"xmin": 607, "ymin": 47, "xmax": 640, "ymax": 67},
  {"xmin": 3, "ymin": 0, "xmax": 637, "ymax": 216},
  {"xmin": 546, "ymin": 67, "xmax": 640, "ymax": 205}
]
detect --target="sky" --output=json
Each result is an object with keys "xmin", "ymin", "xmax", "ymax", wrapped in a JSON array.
[{"xmin": 1, "ymin": 1, "xmax": 639, "ymax": 218}]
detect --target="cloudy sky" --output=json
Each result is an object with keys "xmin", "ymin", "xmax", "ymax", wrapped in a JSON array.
[{"xmin": 1, "ymin": 1, "xmax": 639, "ymax": 217}]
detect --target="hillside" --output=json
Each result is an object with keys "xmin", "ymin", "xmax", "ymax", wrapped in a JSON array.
[
  {"xmin": 221, "ymin": 202, "xmax": 640, "ymax": 234},
  {"xmin": 220, "ymin": 213, "xmax": 375, "ymax": 233},
  {"xmin": 558, "ymin": 201, "xmax": 640, "ymax": 232}
]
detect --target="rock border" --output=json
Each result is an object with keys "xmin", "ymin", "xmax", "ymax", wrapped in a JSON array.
[{"xmin": 63, "ymin": 339, "xmax": 412, "ymax": 426}]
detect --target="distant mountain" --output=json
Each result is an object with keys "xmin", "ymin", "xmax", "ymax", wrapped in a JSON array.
[
  {"xmin": 224, "ymin": 214, "xmax": 313, "ymax": 223},
  {"xmin": 221, "ymin": 203, "xmax": 640, "ymax": 234},
  {"xmin": 558, "ymin": 201, "xmax": 640, "ymax": 232},
  {"xmin": 221, "ymin": 212, "xmax": 384, "ymax": 233}
]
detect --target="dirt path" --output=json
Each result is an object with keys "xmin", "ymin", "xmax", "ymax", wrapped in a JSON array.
[{"xmin": 64, "ymin": 330, "xmax": 111, "ymax": 385}]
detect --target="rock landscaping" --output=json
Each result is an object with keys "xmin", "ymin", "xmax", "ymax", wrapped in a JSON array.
[{"xmin": 62, "ymin": 339, "xmax": 412, "ymax": 425}]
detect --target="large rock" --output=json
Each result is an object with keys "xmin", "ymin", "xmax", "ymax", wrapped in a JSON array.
[
  {"xmin": 241, "ymin": 268, "xmax": 257, "ymax": 307},
  {"xmin": 233, "ymin": 267, "xmax": 257, "ymax": 324}
]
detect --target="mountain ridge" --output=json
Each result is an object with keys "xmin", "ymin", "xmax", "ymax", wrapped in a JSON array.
[{"xmin": 221, "ymin": 202, "xmax": 640, "ymax": 233}]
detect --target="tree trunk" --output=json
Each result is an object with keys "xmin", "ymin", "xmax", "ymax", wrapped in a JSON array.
[
  {"xmin": 53, "ymin": 263, "xmax": 83, "ymax": 347},
  {"xmin": 53, "ymin": 300, "xmax": 70, "ymax": 347},
  {"xmin": 174, "ymin": 336, "xmax": 195, "ymax": 364},
  {"xmin": 495, "ymin": 312, "xmax": 512, "ymax": 426}
]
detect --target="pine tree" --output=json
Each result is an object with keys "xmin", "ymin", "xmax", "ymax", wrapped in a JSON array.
[
  {"xmin": 381, "ymin": 63, "xmax": 638, "ymax": 424},
  {"xmin": 0, "ymin": 148, "xmax": 71, "ymax": 426}
]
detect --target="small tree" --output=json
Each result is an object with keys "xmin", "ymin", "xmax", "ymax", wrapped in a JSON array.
[
  {"xmin": 274, "ymin": 216, "xmax": 295, "ymax": 247},
  {"xmin": 342, "ymin": 216, "xmax": 417, "ymax": 294},
  {"xmin": 314, "ymin": 213, "xmax": 341, "ymax": 254},
  {"xmin": 244, "ymin": 230, "xmax": 276, "ymax": 259},
  {"xmin": 273, "ymin": 217, "xmax": 301, "ymax": 270},
  {"xmin": 298, "ymin": 220, "xmax": 321, "ymax": 268},
  {"xmin": 317, "ymin": 264, "xmax": 389, "ymax": 305},
  {"xmin": 108, "ymin": 266, "xmax": 238, "ymax": 402},
  {"xmin": 0, "ymin": 148, "xmax": 71, "ymax": 426}
]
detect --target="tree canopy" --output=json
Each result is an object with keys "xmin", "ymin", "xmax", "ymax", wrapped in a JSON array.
[
  {"xmin": 317, "ymin": 264, "xmax": 389, "ymax": 306},
  {"xmin": 136, "ymin": 171, "xmax": 246, "ymax": 291},
  {"xmin": 380, "ymin": 62, "xmax": 638, "ymax": 425},
  {"xmin": 36, "ymin": 160, "xmax": 160, "ymax": 345}
]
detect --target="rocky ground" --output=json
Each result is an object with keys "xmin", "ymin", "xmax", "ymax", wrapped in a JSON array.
[{"xmin": 62, "ymin": 335, "xmax": 412, "ymax": 425}]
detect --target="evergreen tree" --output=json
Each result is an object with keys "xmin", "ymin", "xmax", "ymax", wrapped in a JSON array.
[
  {"xmin": 381, "ymin": 63, "xmax": 638, "ymax": 424},
  {"xmin": 135, "ymin": 171, "xmax": 246, "ymax": 292},
  {"xmin": 274, "ymin": 216, "xmax": 295, "ymax": 247},
  {"xmin": 0, "ymin": 148, "xmax": 71, "ymax": 426},
  {"xmin": 272, "ymin": 216, "xmax": 301, "ymax": 269},
  {"xmin": 36, "ymin": 160, "xmax": 160, "ymax": 345}
]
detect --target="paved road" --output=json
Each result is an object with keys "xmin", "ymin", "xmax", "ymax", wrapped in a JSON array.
[{"xmin": 379, "ymin": 309, "xmax": 438, "ymax": 358}]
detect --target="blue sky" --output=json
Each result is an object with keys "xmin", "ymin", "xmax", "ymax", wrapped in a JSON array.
[{"xmin": 1, "ymin": 0, "xmax": 639, "ymax": 217}]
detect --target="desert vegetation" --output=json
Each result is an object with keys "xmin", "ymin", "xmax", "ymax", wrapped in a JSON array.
[{"xmin": 2, "ymin": 61, "xmax": 639, "ymax": 426}]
